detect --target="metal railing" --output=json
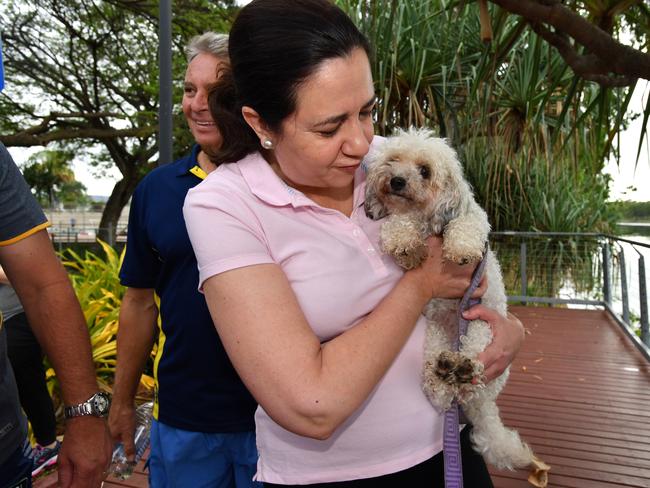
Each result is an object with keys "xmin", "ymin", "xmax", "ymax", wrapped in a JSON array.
[
  {"xmin": 49, "ymin": 226, "xmax": 127, "ymax": 240},
  {"xmin": 491, "ymin": 232, "xmax": 650, "ymax": 360},
  {"xmin": 49, "ymin": 227, "xmax": 650, "ymax": 359},
  {"xmin": 43, "ymin": 208, "xmax": 129, "ymax": 247}
]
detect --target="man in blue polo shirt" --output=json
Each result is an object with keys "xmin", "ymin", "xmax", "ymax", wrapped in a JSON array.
[{"xmin": 108, "ymin": 33, "xmax": 258, "ymax": 487}]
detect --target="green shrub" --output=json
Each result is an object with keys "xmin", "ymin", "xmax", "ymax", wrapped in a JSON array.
[{"xmin": 45, "ymin": 241, "xmax": 155, "ymax": 410}]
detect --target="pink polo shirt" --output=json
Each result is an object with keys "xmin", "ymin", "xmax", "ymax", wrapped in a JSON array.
[{"xmin": 183, "ymin": 139, "xmax": 443, "ymax": 484}]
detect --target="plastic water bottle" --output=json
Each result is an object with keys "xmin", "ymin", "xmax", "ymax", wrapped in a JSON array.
[{"xmin": 109, "ymin": 401, "xmax": 153, "ymax": 480}]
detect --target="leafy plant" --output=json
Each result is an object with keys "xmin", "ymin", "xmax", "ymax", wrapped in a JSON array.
[
  {"xmin": 338, "ymin": 0, "xmax": 628, "ymax": 232},
  {"xmin": 45, "ymin": 241, "xmax": 154, "ymax": 407}
]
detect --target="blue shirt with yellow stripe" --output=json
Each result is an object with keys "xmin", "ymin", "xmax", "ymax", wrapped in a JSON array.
[{"xmin": 119, "ymin": 145, "xmax": 256, "ymax": 433}]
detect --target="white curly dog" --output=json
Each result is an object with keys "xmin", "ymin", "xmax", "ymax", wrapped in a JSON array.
[{"xmin": 364, "ymin": 128, "xmax": 549, "ymax": 487}]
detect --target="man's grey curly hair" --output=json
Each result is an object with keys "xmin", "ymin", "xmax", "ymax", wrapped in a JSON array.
[{"xmin": 184, "ymin": 32, "xmax": 228, "ymax": 62}]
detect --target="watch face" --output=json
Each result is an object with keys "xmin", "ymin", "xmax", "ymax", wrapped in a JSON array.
[{"xmin": 93, "ymin": 393, "xmax": 111, "ymax": 414}]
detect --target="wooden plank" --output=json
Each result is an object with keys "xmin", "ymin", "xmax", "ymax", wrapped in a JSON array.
[
  {"xmin": 487, "ymin": 307, "xmax": 650, "ymax": 488},
  {"xmin": 102, "ymin": 472, "xmax": 149, "ymax": 487},
  {"xmin": 491, "ymin": 469, "xmax": 643, "ymax": 488},
  {"xmin": 33, "ymin": 307, "xmax": 650, "ymax": 488}
]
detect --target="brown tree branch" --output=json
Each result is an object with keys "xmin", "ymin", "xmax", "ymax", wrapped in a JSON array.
[
  {"xmin": 488, "ymin": 0, "xmax": 650, "ymax": 84},
  {"xmin": 0, "ymin": 126, "xmax": 158, "ymax": 147},
  {"xmin": 478, "ymin": 0, "xmax": 493, "ymax": 42},
  {"xmin": 530, "ymin": 23, "xmax": 635, "ymax": 87}
]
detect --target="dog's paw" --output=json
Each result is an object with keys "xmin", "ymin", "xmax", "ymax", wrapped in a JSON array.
[
  {"xmin": 423, "ymin": 360, "xmax": 455, "ymax": 410},
  {"xmin": 442, "ymin": 212, "xmax": 489, "ymax": 264},
  {"xmin": 442, "ymin": 225, "xmax": 486, "ymax": 265},
  {"xmin": 455, "ymin": 356, "xmax": 478, "ymax": 384},
  {"xmin": 380, "ymin": 216, "xmax": 428, "ymax": 269},
  {"xmin": 434, "ymin": 351, "xmax": 483, "ymax": 386},
  {"xmin": 433, "ymin": 351, "xmax": 457, "ymax": 384},
  {"xmin": 392, "ymin": 244, "xmax": 428, "ymax": 270},
  {"xmin": 442, "ymin": 241, "xmax": 484, "ymax": 265}
]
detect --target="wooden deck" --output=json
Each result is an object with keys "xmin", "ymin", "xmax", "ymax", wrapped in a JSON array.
[
  {"xmin": 489, "ymin": 306, "xmax": 650, "ymax": 488},
  {"xmin": 34, "ymin": 306, "xmax": 650, "ymax": 488}
]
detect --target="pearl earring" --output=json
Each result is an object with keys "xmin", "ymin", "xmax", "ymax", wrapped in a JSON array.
[{"xmin": 262, "ymin": 139, "xmax": 274, "ymax": 149}]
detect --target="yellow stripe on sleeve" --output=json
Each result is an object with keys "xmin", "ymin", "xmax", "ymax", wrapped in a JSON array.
[{"xmin": 0, "ymin": 222, "xmax": 51, "ymax": 247}]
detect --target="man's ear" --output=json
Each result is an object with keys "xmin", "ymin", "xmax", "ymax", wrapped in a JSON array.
[{"xmin": 241, "ymin": 106, "xmax": 273, "ymax": 145}]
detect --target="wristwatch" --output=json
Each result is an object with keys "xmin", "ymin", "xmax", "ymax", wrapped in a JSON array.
[{"xmin": 64, "ymin": 392, "xmax": 111, "ymax": 419}]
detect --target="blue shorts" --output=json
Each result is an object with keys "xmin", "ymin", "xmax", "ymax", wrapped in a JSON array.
[
  {"xmin": 0, "ymin": 439, "xmax": 32, "ymax": 488},
  {"xmin": 148, "ymin": 419, "xmax": 261, "ymax": 488}
]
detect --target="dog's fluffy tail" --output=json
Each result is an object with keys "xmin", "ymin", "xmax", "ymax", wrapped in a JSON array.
[{"xmin": 464, "ymin": 401, "xmax": 534, "ymax": 470}]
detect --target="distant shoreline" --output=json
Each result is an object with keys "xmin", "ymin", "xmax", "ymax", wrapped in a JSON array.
[{"xmin": 618, "ymin": 222, "xmax": 650, "ymax": 227}]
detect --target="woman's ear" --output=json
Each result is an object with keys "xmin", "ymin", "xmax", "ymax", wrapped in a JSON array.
[{"xmin": 241, "ymin": 106, "xmax": 273, "ymax": 145}]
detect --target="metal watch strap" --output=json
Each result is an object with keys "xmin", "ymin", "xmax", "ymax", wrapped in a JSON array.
[
  {"xmin": 64, "ymin": 392, "xmax": 111, "ymax": 419},
  {"xmin": 65, "ymin": 402, "xmax": 93, "ymax": 418}
]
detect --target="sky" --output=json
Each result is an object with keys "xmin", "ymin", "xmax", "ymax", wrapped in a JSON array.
[{"xmin": 602, "ymin": 81, "xmax": 650, "ymax": 201}]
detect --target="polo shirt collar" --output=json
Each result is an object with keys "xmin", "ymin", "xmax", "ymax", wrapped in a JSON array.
[
  {"xmin": 176, "ymin": 144, "xmax": 205, "ymax": 178},
  {"xmin": 237, "ymin": 151, "xmax": 366, "ymax": 212}
]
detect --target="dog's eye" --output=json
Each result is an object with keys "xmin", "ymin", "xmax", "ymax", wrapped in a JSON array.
[{"xmin": 419, "ymin": 165, "xmax": 431, "ymax": 179}]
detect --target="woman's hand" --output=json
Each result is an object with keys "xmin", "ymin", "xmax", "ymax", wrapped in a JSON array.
[
  {"xmin": 464, "ymin": 306, "xmax": 525, "ymax": 383},
  {"xmin": 406, "ymin": 236, "xmax": 488, "ymax": 302}
]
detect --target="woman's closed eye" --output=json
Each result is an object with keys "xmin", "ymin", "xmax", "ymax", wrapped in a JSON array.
[
  {"xmin": 359, "ymin": 104, "xmax": 376, "ymax": 120},
  {"xmin": 318, "ymin": 125, "xmax": 341, "ymax": 137}
]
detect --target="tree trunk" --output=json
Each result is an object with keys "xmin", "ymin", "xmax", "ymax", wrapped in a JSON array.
[{"xmin": 97, "ymin": 174, "xmax": 139, "ymax": 245}]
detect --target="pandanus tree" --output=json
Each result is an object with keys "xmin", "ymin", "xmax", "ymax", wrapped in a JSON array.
[{"xmin": 338, "ymin": 0, "xmax": 650, "ymax": 231}]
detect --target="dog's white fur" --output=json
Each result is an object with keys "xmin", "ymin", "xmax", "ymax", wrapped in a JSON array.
[{"xmin": 364, "ymin": 128, "xmax": 544, "ymax": 475}]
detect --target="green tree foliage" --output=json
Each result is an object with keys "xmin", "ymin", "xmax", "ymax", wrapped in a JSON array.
[
  {"xmin": 0, "ymin": 0, "xmax": 236, "ymax": 241},
  {"xmin": 1, "ymin": 0, "xmax": 648, "ymax": 236},
  {"xmin": 44, "ymin": 241, "xmax": 155, "ymax": 413},
  {"xmin": 339, "ymin": 0, "xmax": 649, "ymax": 232},
  {"xmin": 609, "ymin": 201, "xmax": 650, "ymax": 222},
  {"xmin": 21, "ymin": 149, "xmax": 90, "ymax": 208}
]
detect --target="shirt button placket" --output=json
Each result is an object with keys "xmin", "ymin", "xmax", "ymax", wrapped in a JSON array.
[{"xmin": 350, "ymin": 224, "xmax": 384, "ymax": 271}]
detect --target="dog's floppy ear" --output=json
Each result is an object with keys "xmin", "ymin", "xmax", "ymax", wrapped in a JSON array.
[
  {"xmin": 426, "ymin": 138, "xmax": 473, "ymax": 234},
  {"xmin": 432, "ymin": 185, "xmax": 466, "ymax": 228},
  {"xmin": 363, "ymin": 148, "xmax": 389, "ymax": 220},
  {"xmin": 364, "ymin": 192, "xmax": 388, "ymax": 220},
  {"xmin": 428, "ymin": 189, "xmax": 462, "ymax": 234}
]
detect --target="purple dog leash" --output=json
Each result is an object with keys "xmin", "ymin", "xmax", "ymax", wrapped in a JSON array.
[{"xmin": 443, "ymin": 249, "xmax": 488, "ymax": 488}]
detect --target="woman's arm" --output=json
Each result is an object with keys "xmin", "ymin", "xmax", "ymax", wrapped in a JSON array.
[
  {"xmin": 467, "ymin": 306, "xmax": 525, "ymax": 382},
  {"xmin": 203, "ymin": 237, "xmax": 480, "ymax": 440}
]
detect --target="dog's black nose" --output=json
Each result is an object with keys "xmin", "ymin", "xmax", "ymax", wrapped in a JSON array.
[{"xmin": 390, "ymin": 176, "xmax": 406, "ymax": 192}]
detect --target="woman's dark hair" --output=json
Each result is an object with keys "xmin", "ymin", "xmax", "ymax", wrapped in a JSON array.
[{"xmin": 208, "ymin": 0, "xmax": 371, "ymax": 163}]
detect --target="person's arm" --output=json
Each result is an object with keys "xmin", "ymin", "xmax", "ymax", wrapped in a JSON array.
[
  {"xmin": 108, "ymin": 287, "xmax": 157, "ymax": 460},
  {"xmin": 0, "ymin": 229, "xmax": 112, "ymax": 488},
  {"xmin": 203, "ymin": 237, "xmax": 479, "ymax": 440},
  {"xmin": 469, "ymin": 306, "xmax": 525, "ymax": 382}
]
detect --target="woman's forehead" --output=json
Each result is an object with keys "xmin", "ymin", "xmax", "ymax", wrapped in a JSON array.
[{"xmin": 293, "ymin": 49, "xmax": 374, "ymax": 119}]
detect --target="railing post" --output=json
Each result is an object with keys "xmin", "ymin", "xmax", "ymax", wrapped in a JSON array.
[
  {"xmin": 619, "ymin": 247, "xmax": 630, "ymax": 324},
  {"xmin": 520, "ymin": 241, "xmax": 527, "ymax": 305},
  {"xmin": 639, "ymin": 254, "xmax": 649, "ymax": 347},
  {"xmin": 603, "ymin": 242, "xmax": 611, "ymax": 307}
]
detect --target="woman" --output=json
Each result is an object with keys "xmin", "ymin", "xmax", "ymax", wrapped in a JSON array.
[{"xmin": 184, "ymin": 1, "xmax": 524, "ymax": 486}]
